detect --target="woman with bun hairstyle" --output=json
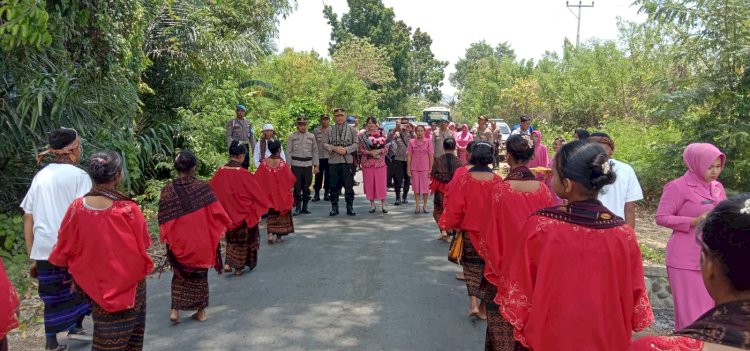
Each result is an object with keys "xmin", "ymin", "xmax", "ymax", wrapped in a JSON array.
[
  {"xmin": 407, "ymin": 124, "xmax": 435, "ymax": 214},
  {"xmin": 210, "ymin": 141, "xmax": 271, "ymax": 276},
  {"xmin": 631, "ymin": 193, "xmax": 750, "ymax": 350},
  {"xmin": 440, "ymin": 142, "xmax": 503, "ymax": 320},
  {"xmin": 656, "ymin": 143, "xmax": 727, "ymax": 330},
  {"xmin": 49, "ymin": 151, "xmax": 154, "ymax": 351},
  {"xmin": 498, "ymin": 140, "xmax": 653, "ymax": 351},
  {"xmin": 479, "ymin": 134, "xmax": 552, "ymax": 351},
  {"xmin": 430, "ymin": 137, "xmax": 462, "ymax": 241},
  {"xmin": 254, "ymin": 140, "xmax": 297, "ymax": 243},
  {"xmin": 158, "ymin": 151, "xmax": 231, "ymax": 323}
]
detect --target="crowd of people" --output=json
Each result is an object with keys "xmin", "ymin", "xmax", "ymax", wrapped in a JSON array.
[{"xmin": 1, "ymin": 105, "xmax": 748, "ymax": 351}]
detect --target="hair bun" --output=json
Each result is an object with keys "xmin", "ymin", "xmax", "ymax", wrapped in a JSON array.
[{"xmin": 589, "ymin": 154, "xmax": 616, "ymax": 190}]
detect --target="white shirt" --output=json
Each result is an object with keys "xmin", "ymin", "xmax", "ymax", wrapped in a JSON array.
[
  {"xmin": 598, "ymin": 159, "xmax": 644, "ymax": 218},
  {"xmin": 20, "ymin": 163, "xmax": 92, "ymax": 260},
  {"xmin": 253, "ymin": 140, "xmax": 286, "ymax": 167},
  {"xmin": 511, "ymin": 128, "xmax": 531, "ymax": 136}
]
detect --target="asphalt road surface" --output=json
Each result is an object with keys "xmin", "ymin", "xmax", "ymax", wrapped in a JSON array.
[{"xmin": 65, "ymin": 177, "xmax": 485, "ymax": 351}]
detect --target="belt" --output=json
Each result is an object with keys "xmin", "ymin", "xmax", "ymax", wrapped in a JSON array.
[
  {"xmin": 238, "ymin": 141, "xmax": 249, "ymax": 145},
  {"xmin": 292, "ymin": 156, "xmax": 313, "ymax": 162}
]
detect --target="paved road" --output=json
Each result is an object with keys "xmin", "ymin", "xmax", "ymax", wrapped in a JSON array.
[{"xmin": 68, "ymin": 177, "xmax": 486, "ymax": 351}]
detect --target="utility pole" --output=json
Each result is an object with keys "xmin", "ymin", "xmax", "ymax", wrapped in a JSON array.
[{"xmin": 566, "ymin": 1, "xmax": 594, "ymax": 47}]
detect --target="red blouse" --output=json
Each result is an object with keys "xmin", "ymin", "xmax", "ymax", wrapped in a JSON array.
[
  {"xmin": 49, "ymin": 199, "xmax": 154, "ymax": 313},
  {"xmin": 254, "ymin": 159, "xmax": 296, "ymax": 214},
  {"xmin": 498, "ymin": 215, "xmax": 654, "ymax": 351},
  {"xmin": 629, "ymin": 336, "xmax": 705, "ymax": 351},
  {"xmin": 476, "ymin": 182, "xmax": 552, "ymax": 293},
  {"xmin": 210, "ymin": 165, "xmax": 271, "ymax": 229},
  {"xmin": 439, "ymin": 172, "xmax": 504, "ymax": 242},
  {"xmin": 159, "ymin": 201, "xmax": 230, "ymax": 268},
  {"xmin": 0, "ymin": 259, "xmax": 19, "ymax": 339}
]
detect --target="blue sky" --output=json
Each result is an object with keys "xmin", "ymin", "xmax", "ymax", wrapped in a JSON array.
[{"xmin": 276, "ymin": 0, "xmax": 646, "ymax": 96}]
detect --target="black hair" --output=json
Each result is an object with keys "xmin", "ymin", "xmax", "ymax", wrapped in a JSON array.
[
  {"xmin": 268, "ymin": 140, "xmax": 281, "ymax": 155},
  {"xmin": 89, "ymin": 151, "xmax": 123, "ymax": 184},
  {"xmin": 229, "ymin": 140, "xmax": 246, "ymax": 156},
  {"xmin": 554, "ymin": 140, "xmax": 616, "ymax": 195},
  {"xmin": 520, "ymin": 114, "xmax": 531, "ymax": 122},
  {"xmin": 400, "ymin": 117, "xmax": 410, "ymax": 123},
  {"xmin": 415, "ymin": 124, "xmax": 426, "ymax": 132},
  {"xmin": 469, "ymin": 142, "xmax": 494, "ymax": 168},
  {"xmin": 365, "ymin": 116, "xmax": 378, "ymax": 126},
  {"xmin": 505, "ymin": 134, "xmax": 535, "ymax": 162},
  {"xmin": 573, "ymin": 128, "xmax": 590, "ymax": 140},
  {"xmin": 700, "ymin": 193, "xmax": 750, "ymax": 291},
  {"xmin": 174, "ymin": 150, "xmax": 197, "ymax": 173},
  {"xmin": 48, "ymin": 128, "xmax": 77, "ymax": 149},
  {"xmin": 442, "ymin": 137, "xmax": 456, "ymax": 151},
  {"xmin": 590, "ymin": 132, "xmax": 610, "ymax": 138}
]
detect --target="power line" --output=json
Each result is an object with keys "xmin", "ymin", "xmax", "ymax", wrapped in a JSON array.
[{"xmin": 566, "ymin": 1, "xmax": 594, "ymax": 47}]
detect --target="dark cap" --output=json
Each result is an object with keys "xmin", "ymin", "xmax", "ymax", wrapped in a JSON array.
[
  {"xmin": 296, "ymin": 115, "xmax": 309, "ymax": 124},
  {"xmin": 320, "ymin": 114, "xmax": 330, "ymax": 120},
  {"xmin": 236, "ymin": 104, "xmax": 247, "ymax": 111},
  {"xmin": 478, "ymin": 115, "xmax": 488, "ymax": 121},
  {"xmin": 520, "ymin": 114, "xmax": 531, "ymax": 122},
  {"xmin": 333, "ymin": 108, "xmax": 346, "ymax": 115}
]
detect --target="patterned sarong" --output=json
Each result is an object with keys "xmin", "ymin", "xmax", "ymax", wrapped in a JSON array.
[
  {"xmin": 36, "ymin": 260, "xmax": 91, "ymax": 335},
  {"xmin": 267, "ymin": 209, "xmax": 294, "ymax": 235},
  {"xmin": 460, "ymin": 234, "xmax": 484, "ymax": 298},
  {"xmin": 91, "ymin": 280, "xmax": 147, "ymax": 351},
  {"xmin": 171, "ymin": 267, "xmax": 208, "ymax": 311},
  {"xmin": 225, "ymin": 224, "xmax": 260, "ymax": 270}
]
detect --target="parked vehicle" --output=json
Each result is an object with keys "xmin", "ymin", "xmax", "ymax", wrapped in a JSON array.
[{"xmin": 421, "ymin": 107, "xmax": 451, "ymax": 124}]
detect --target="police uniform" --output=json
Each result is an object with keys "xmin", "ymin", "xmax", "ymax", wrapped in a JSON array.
[
  {"xmin": 432, "ymin": 125, "xmax": 455, "ymax": 159},
  {"xmin": 312, "ymin": 115, "xmax": 331, "ymax": 202},
  {"xmin": 387, "ymin": 126, "xmax": 413, "ymax": 205},
  {"xmin": 323, "ymin": 108, "xmax": 359, "ymax": 216},
  {"xmin": 286, "ymin": 116, "xmax": 319, "ymax": 215},
  {"xmin": 225, "ymin": 105, "xmax": 254, "ymax": 169}
]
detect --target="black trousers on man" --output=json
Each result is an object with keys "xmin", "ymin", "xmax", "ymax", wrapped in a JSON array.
[
  {"xmin": 388, "ymin": 160, "xmax": 411, "ymax": 195},
  {"xmin": 329, "ymin": 163, "xmax": 355, "ymax": 205},
  {"xmin": 292, "ymin": 166, "xmax": 313, "ymax": 202},
  {"xmin": 241, "ymin": 144, "xmax": 250, "ymax": 169},
  {"xmin": 313, "ymin": 158, "xmax": 330, "ymax": 194}
]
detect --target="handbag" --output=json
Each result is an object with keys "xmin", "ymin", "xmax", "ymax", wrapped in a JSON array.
[{"xmin": 448, "ymin": 232, "xmax": 464, "ymax": 264}]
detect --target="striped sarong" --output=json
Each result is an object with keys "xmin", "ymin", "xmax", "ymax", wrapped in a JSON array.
[
  {"xmin": 225, "ymin": 223, "xmax": 260, "ymax": 270},
  {"xmin": 36, "ymin": 260, "xmax": 91, "ymax": 335},
  {"xmin": 171, "ymin": 267, "xmax": 208, "ymax": 311},
  {"xmin": 92, "ymin": 280, "xmax": 147, "ymax": 351},
  {"xmin": 267, "ymin": 209, "xmax": 294, "ymax": 235}
]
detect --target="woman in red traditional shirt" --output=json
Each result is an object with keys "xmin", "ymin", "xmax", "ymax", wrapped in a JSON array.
[
  {"xmin": 158, "ymin": 151, "xmax": 231, "ymax": 323},
  {"xmin": 630, "ymin": 194, "xmax": 750, "ymax": 351},
  {"xmin": 0, "ymin": 259, "xmax": 19, "ymax": 351},
  {"xmin": 498, "ymin": 140, "xmax": 653, "ymax": 351},
  {"xmin": 210, "ymin": 141, "xmax": 271, "ymax": 276},
  {"xmin": 440, "ymin": 142, "xmax": 502, "ymax": 320},
  {"xmin": 255, "ymin": 140, "xmax": 297, "ymax": 244},
  {"xmin": 49, "ymin": 151, "xmax": 154, "ymax": 351},
  {"xmin": 478, "ymin": 134, "xmax": 553, "ymax": 351}
]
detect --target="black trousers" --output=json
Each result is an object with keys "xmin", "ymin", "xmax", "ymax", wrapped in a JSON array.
[
  {"xmin": 328, "ymin": 163, "xmax": 354, "ymax": 203},
  {"xmin": 292, "ymin": 166, "xmax": 313, "ymax": 202},
  {"xmin": 241, "ymin": 144, "xmax": 250, "ymax": 169},
  {"xmin": 388, "ymin": 159, "xmax": 410, "ymax": 194},
  {"xmin": 313, "ymin": 158, "xmax": 330, "ymax": 192}
]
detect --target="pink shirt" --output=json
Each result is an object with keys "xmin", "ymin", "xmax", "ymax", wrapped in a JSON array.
[
  {"xmin": 656, "ymin": 176, "xmax": 726, "ymax": 270},
  {"xmin": 407, "ymin": 138, "xmax": 434, "ymax": 171}
]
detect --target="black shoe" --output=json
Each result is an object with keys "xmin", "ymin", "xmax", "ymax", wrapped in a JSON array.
[
  {"xmin": 301, "ymin": 201, "xmax": 311, "ymax": 214},
  {"xmin": 394, "ymin": 198, "xmax": 401, "ymax": 206},
  {"xmin": 346, "ymin": 203, "xmax": 356, "ymax": 216},
  {"xmin": 402, "ymin": 197, "xmax": 409, "ymax": 204},
  {"xmin": 369, "ymin": 208, "xmax": 376, "ymax": 213},
  {"xmin": 323, "ymin": 192, "xmax": 330, "ymax": 201},
  {"xmin": 312, "ymin": 191, "xmax": 321, "ymax": 202},
  {"xmin": 329, "ymin": 205, "xmax": 339, "ymax": 216},
  {"xmin": 293, "ymin": 202, "xmax": 301, "ymax": 216},
  {"xmin": 382, "ymin": 208, "xmax": 388, "ymax": 214}
]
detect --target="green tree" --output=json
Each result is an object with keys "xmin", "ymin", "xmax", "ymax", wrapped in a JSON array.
[{"xmin": 409, "ymin": 29, "xmax": 448, "ymax": 103}]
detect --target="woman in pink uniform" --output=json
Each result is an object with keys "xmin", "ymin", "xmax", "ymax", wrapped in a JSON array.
[
  {"xmin": 407, "ymin": 125, "xmax": 434, "ymax": 214},
  {"xmin": 656, "ymin": 143, "xmax": 727, "ymax": 330},
  {"xmin": 359, "ymin": 116, "xmax": 390, "ymax": 214},
  {"xmin": 455, "ymin": 124, "xmax": 474, "ymax": 165}
]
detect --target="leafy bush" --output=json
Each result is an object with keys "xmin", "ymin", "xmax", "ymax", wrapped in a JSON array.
[{"xmin": 0, "ymin": 213, "xmax": 32, "ymax": 294}]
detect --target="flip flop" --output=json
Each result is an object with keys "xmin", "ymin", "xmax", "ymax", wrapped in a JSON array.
[
  {"xmin": 456, "ymin": 273, "xmax": 465, "ymax": 281},
  {"xmin": 234, "ymin": 269, "xmax": 244, "ymax": 276},
  {"xmin": 170, "ymin": 315, "xmax": 180, "ymax": 324}
]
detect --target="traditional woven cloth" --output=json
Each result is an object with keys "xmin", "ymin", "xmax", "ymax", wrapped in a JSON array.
[
  {"xmin": 170, "ymin": 267, "xmax": 208, "ymax": 311},
  {"xmin": 36, "ymin": 260, "xmax": 91, "ymax": 334},
  {"xmin": 158, "ymin": 176, "xmax": 218, "ymax": 224},
  {"xmin": 267, "ymin": 209, "xmax": 294, "ymax": 235},
  {"xmin": 91, "ymin": 279, "xmax": 146, "ymax": 351},
  {"xmin": 225, "ymin": 224, "xmax": 260, "ymax": 270},
  {"xmin": 460, "ymin": 234, "xmax": 484, "ymax": 298}
]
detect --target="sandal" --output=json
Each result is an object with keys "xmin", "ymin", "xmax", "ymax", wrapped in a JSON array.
[
  {"xmin": 67, "ymin": 328, "xmax": 93, "ymax": 341},
  {"xmin": 234, "ymin": 268, "xmax": 244, "ymax": 276},
  {"xmin": 191, "ymin": 312, "xmax": 207, "ymax": 322},
  {"xmin": 223, "ymin": 264, "xmax": 233, "ymax": 273},
  {"xmin": 267, "ymin": 235, "xmax": 274, "ymax": 244},
  {"xmin": 456, "ymin": 273, "xmax": 465, "ymax": 281},
  {"xmin": 422, "ymin": 208, "xmax": 428, "ymax": 213}
]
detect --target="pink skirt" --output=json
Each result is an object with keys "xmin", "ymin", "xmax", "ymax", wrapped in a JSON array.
[
  {"xmin": 363, "ymin": 166, "xmax": 387, "ymax": 200},
  {"xmin": 411, "ymin": 170, "xmax": 430, "ymax": 194},
  {"xmin": 667, "ymin": 266, "xmax": 714, "ymax": 330}
]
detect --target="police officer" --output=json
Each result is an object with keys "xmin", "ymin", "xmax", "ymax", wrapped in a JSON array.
[
  {"xmin": 323, "ymin": 108, "xmax": 359, "ymax": 216},
  {"xmin": 286, "ymin": 116, "xmax": 319, "ymax": 216},
  {"xmin": 225, "ymin": 104, "xmax": 253, "ymax": 169},
  {"xmin": 312, "ymin": 114, "xmax": 331, "ymax": 202}
]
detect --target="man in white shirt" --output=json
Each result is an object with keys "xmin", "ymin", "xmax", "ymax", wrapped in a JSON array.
[
  {"xmin": 590, "ymin": 132, "xmax": 644, "ymax": 228},
  {"xmin": 21, "ymin": 128, "xmax": 93, "ymax": 350},
  {"xmin": 253, "ymin": 123, "xmax": 286, "ymax": 168}
]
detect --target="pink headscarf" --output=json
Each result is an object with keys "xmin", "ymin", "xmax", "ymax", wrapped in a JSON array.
[
  {"xmin": 528, "ymin": 130, "xmax": 549, "ymax": 169},
  {"xmin": 683, "ymin": 143, "xmax": 725, "ymax": 195}
]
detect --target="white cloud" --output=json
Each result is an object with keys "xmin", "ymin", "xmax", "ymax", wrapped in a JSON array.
[{"xmin": 277, "ymin": 0, "xmax": 646, "ymax": 96}]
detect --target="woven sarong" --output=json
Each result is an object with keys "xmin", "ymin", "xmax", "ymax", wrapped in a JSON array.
[
  {"xmin": 171, "ymin": 267, "xmax": 208, "ymax": 311},
  {"xmin": 91, "ymin": 280, "xmax": 146, "ymax": 351},
  {"xmin": 36, "ymin": 260, "xmax": 91, "ymax": 335},
  {"xmin": 225, "ymin": 224, "xmax": 260, "ymax": 270},
  {"xmin": 460, "ymin": 235, "xmax": 484, "ymax": 298},
  {"xmin": 267, "ymin": 209, "xmax": 294, "ymax": 235}
]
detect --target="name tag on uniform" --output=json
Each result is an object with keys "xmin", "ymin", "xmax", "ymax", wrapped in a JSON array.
[{"xmin": 701, "ymin": 200, "xmax": 715, "ymax": 205}]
